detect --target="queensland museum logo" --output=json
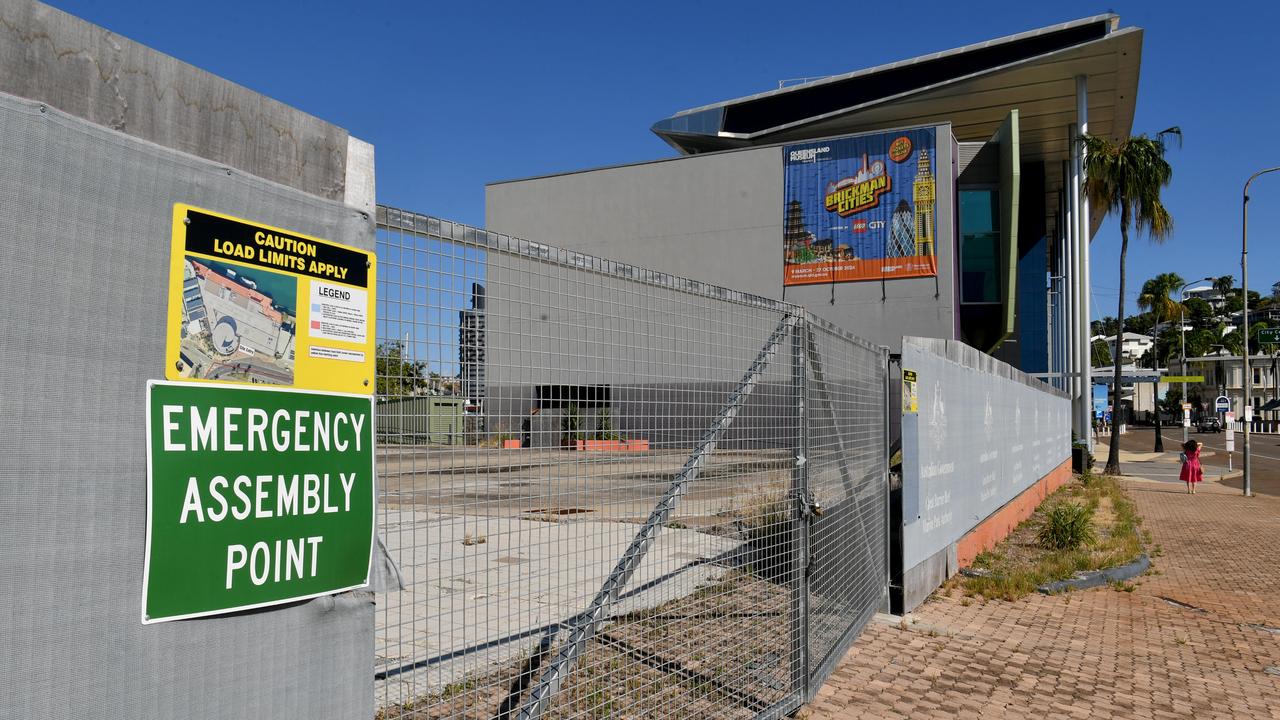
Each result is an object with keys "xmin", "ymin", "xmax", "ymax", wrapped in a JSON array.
[
  {"xmin": 824, "ymin": 153, "xmax": 891, "ymax": 217},
  {"xmin": 789, "ymin": 146, "xmax": 830, "ymax": 163}
]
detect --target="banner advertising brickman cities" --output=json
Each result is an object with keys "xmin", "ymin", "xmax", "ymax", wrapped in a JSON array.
[{"xmin": 783, "ymin": 128, "xmax": 938, "ymax": 285}]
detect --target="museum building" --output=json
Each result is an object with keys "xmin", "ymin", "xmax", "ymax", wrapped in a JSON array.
[{"xmin": 485, "ymin": 13, "xmax": 1144, "ymax": 441}]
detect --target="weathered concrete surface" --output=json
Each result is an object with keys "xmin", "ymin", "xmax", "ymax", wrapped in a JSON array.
[{"xmin": 0, "ymin": 0, "xmax": 350, "ymax": 200}]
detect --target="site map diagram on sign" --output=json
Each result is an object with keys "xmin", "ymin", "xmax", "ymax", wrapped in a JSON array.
[{"xmin": 164, "ymin": 204, "xmax": 375, "ymax": 395}]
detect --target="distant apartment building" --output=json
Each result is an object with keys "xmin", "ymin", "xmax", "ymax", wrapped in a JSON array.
[
  {"xmin": 1186, "ymin": 354, "xmax": 1280, "ymax": 416},
  {"xmin": 1184, "ymin": 286, "xmax": 1226, "ymax": 310},
  {"xmin": 1101, "ymin": 332, "xmax": 1154, "ymax": 364},
  {"xmin": 459, "ymin": 282, "xmax": 486, "ymax": 406}
]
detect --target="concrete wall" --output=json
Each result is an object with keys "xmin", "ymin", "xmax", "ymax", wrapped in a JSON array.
[
  {"xmin": 0, "ymin": 1, "xmax": 368, "ymax": 205},
  {"xmin": 898, "ymin": 336, "xmax": 1071, "ymax": 610},
  {"xmin": 0, "ymin": 3, "xmax": 376, "ymax": 717},
  {"xmin": 485, "ymin": 125, "xmax": 955, "ymax": 352}
]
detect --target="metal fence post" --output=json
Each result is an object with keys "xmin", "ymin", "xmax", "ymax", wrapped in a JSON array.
[
  {"xmin": 883, "ymin": 348, "xmax": 892, "ymax": 611},
  {"xmin": 791, "ymin": 315, "xmax": 810, "ymax": 701}
]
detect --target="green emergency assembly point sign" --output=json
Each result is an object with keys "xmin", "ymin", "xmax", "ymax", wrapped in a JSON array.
[{"xmin": 144, "ymin": 381, "xmax": 374, "ymax": 623}]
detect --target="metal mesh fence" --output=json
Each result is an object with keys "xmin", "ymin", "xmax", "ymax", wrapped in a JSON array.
[{"xmin": 373, "ymin": 206, "xmax": 888, "ymax": 719}]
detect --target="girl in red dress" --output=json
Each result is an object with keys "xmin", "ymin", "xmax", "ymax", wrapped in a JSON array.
[{"xmin": 1180, "ymin": 439, "xmax": 1203, "ymax": 494}]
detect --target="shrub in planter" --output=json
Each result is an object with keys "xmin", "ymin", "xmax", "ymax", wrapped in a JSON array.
[
  {"xmin": 560, "ymin": 403, "xmax": 582, "ymax": 446},
  {"xmin": 1037, "ymin": 502, "xmax": 1096, "ymax": 551}
]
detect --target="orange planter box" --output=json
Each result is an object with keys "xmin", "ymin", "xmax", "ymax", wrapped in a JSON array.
[{"xmin": 572, "ymin": 439, "xmax": 650, "ymax": 452}]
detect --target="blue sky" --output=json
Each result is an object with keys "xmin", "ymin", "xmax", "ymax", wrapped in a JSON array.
[{"xmin": 48, "ymin": 0, "xmax": 1280, "ymax": 324}]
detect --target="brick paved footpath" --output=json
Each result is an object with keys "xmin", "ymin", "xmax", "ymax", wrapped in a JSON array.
[{"xmin": 802, "ymin": 476, "xmax": 1280, "ymax": 719}]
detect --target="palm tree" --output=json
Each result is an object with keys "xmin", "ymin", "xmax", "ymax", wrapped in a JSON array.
[
  {"xmin": 1137, "ymin": 272, "xmax": 1185, "ymax": 452},
  {"xmin": 1213, "ymin": 275, "xmax": 1235, "ymax": 301},
  {"xmin": 1084, "ymin": 127, "xmax": 1181, "ymax": 476}
]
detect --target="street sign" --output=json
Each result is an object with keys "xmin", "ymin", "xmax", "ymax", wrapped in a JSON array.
[
  {"xmin": 1226, "ymin": 411, "xmax": 1236, "ymax": 451},
  {"xmin": 143, "ymin": 381, "xmax": 374, "ymax": 623},
  {"xmin": 1183, "ymin": 408, "xmax": 1191, "ymax": 428},
  {"xmin": 1259, "ymin": 327, "xmax": 1280, "ymax": 345},
  {"xmin": 1181, "ymin": 402, "xmax": 1193, "ymax": 411},
  {"xmin": 1163, "ymin": 376, "xmax": 1205, "ymax": 384},
  {"xmin": 1215, "ymin": 395, "xmax": 1231, "ymax": 413}
]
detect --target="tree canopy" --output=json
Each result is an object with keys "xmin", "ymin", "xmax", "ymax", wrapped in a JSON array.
[{"xmin": 376, "ymin": 340, "xmax": 429, "ymax": 398}]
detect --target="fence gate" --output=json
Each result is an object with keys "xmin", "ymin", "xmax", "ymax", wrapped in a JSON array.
[{"xmin": 372, "ymin": 206, "xmax": 887, "ymax": 719}]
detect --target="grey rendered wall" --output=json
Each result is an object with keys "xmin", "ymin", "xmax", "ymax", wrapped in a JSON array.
[
  {"xmin": 0, "ymin": 14, "xmax": 377, "ymax": 715},
  {"xmin": 485, "ymin": 125, "xmax": 955, "ymax": 352},
  {"xmin": 487, "ymin": 147, "xmax": 784, "ymax": 303},
  {"xmin": 898, "ymin": 337, "xmax": 1070, "ymax": 610}
]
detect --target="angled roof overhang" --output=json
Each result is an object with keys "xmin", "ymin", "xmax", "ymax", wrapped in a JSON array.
[{"xmin": 652, "ymin": 14, "xmax": 1142, "ymax": 240}]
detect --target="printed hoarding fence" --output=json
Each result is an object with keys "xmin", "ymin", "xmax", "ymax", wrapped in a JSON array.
[{"xmin": 784, "ymin": 128, "xmax": 938, "ymax": 285}]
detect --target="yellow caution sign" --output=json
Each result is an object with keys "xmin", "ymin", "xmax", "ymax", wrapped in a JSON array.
[{"xmin": 165, "ymin": 204, "xmax": 376, "ymax": 394}]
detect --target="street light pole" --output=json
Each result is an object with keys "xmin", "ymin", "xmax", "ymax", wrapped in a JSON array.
[
  {"xmin": 1242, "ymin": 167, "xmax": 1280, "ymax": 497},
  {"xmin": 1180, "ymin": 277, "xmax": 1213, "ymax": 443}
]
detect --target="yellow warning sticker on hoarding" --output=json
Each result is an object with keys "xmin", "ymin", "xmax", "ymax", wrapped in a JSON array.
[
  {"xmin": 164, "ymin": 204, "xmax": 376, "ymax": 394},
  {"xmin": 903, "ymin": 369, "xmax": 918, "ymax": 415}
]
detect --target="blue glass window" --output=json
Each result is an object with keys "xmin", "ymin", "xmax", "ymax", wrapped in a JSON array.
[{"xmin": 960, "ymin": 189, "xmax": 1000, "ymax": 304}]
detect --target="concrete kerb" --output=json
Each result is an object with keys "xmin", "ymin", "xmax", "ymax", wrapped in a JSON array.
[{"xmin": 1037, "ymin": 553, "xmax": 1150, "ymax": 594}]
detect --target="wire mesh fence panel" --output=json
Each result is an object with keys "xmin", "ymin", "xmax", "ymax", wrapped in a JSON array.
[
  {"xmin": 373, "ymin": 206, "xmax": 886, "ymax": 719},
  {"xmin": 801, "ymin": 320, "xmax": 889, "ymax": 688}
]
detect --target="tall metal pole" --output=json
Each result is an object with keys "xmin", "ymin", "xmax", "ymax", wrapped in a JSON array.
[
  {"xmin": 1181, "ymin": 308, "xmax": 1187, "ymax": 443},
  {"xmin": 1180, "ymin": 278, "xmax": 1213, "ymax": 443},
  {"xmin": 1076, "ymin": 76, "xmax": 1093, "ymax": 451},
  {"xmin": 1242, "ymin": 167, "xmax": 1280, "ymax": 497},
  {"xmin": 1066, "ymin": 150, "xmax": 1081, "ymax": 439}
]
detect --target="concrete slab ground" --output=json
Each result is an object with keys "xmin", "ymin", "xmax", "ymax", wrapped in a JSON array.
[
  {"xmin": 802, "ymin": 467, "xmax": 1280, "ymax": 718},
  {"xmin": 373, "ymin": 508, "xmax": 745, "ymax": 709}
]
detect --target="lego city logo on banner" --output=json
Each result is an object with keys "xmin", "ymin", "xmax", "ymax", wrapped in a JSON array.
[
  {"xmin": 163, "ymin": 204, "xmax": 376, "ymax": 395},
  {"xmin": 783, "ymin": 127, "xmax": 939, "ymax": 285}
]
